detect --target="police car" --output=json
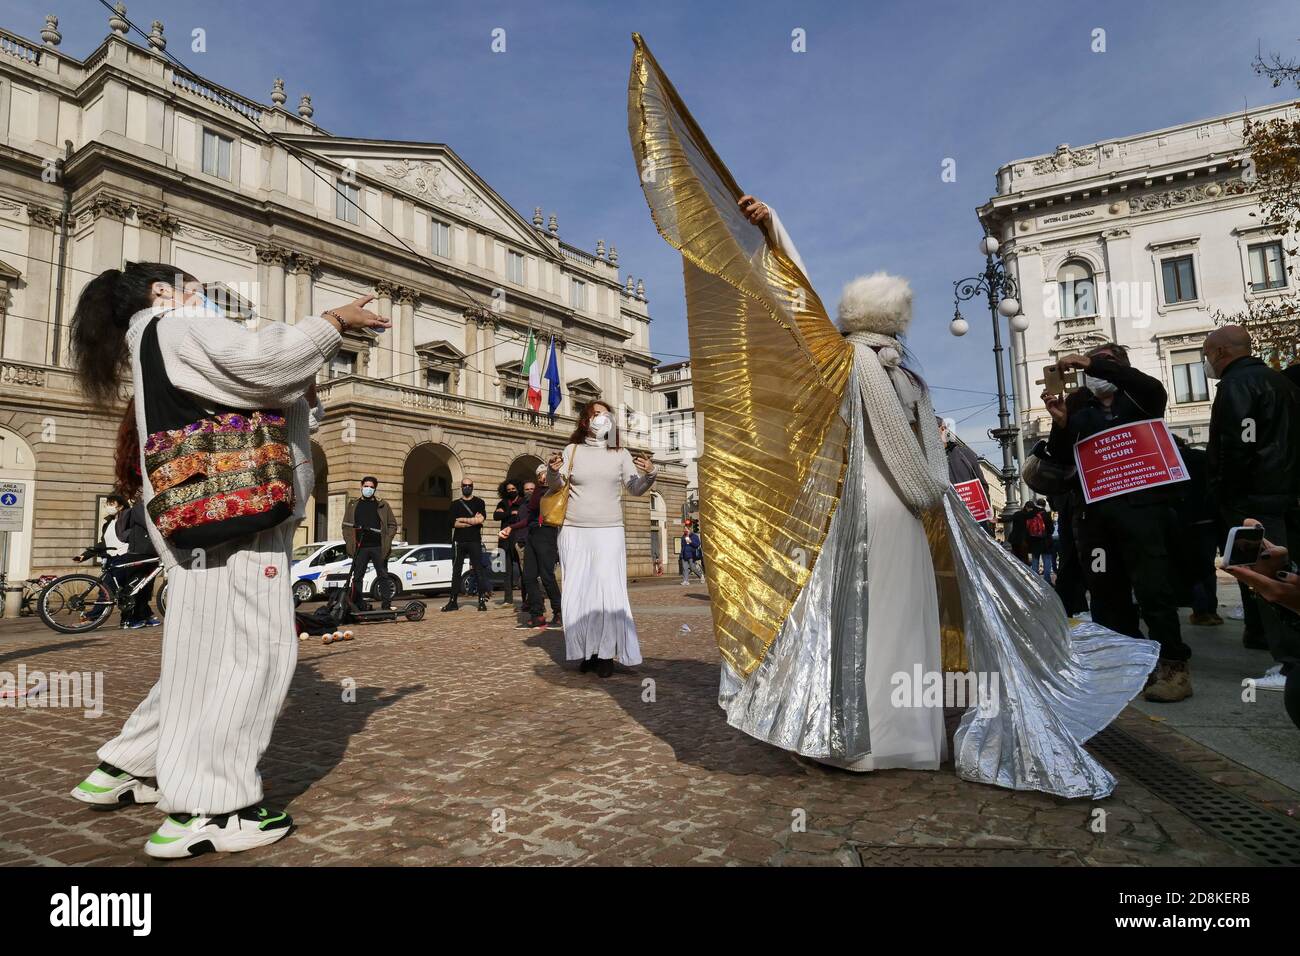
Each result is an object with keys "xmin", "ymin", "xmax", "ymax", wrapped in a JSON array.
[
  {"xmin": 353, "ymin": 543, "xmax": 507, "ymax": 599},
  {"xmin": 290, "ymin": 540, "xmax": 351, "ymax": 604}
]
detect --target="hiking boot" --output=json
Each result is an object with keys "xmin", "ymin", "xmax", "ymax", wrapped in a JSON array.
[
  {"xmin": 1143, "ymin": 659, "xmax": 1193, "ymax": 703},
  {"xmin": 1188, "ymin": 611, "xmax": 1223, "ymax": 626}
]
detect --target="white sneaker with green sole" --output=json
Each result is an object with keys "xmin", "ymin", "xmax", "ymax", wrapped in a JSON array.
[
  {"xmin": 144, "ymin": 807, "xmax": 293, "ymax": 859},
  {"xmin": 71, "ymin": 762, "xmax": 159, "ymax": 809}
]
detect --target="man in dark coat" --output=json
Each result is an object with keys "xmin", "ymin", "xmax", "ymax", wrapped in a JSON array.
[
  {"xmin": 1205, "ymin": 325, "xmax": 1300, "ymax": 654},
  {"xmin": 342, "ymin": 476, "xmax": 399, "ymax": 609},
  {"xmin": 1045, "ymin": 342, "xmax": 1190, "ymax": 702}
]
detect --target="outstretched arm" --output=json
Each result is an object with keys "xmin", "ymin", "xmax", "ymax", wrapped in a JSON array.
[{"xmin": 738, "ymin": 195, "xmax": 808, "ymax": 278}]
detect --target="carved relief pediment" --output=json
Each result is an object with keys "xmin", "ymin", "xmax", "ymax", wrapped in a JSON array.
[
  {"xmin": 1053, "ymin": 330, "xmax": 1111, "ymax": 352},
  {"xmin": 364, "ymin": 158, "xmax": 502, "ymax": 228},
  {"xmin": 415, "ymin": 339, "xmax": 467, "ymax": 365}
]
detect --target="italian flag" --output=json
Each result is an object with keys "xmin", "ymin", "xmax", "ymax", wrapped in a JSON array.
[{"xmin": 523, "ymin": 331, "xmax": 543, "ymax": 411}]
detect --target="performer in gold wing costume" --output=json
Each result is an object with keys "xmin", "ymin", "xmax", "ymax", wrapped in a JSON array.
[{"xmin": 627, "ymin": 34, "xmax": 1160, "ymax": 797}]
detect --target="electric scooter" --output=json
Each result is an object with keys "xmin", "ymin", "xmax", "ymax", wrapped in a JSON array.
[{"xmin": 316, "ymin": 554, "xmax": 426, "ymax": 628}]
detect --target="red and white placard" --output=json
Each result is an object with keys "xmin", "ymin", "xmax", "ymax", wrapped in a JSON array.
[
  {"xmin": 1073, "ymin": 418, "xmax": 1189, "ymax": 504},
  {"xmin": 953, "ymin": 478, "xmax": 992, "ymax": 523}
]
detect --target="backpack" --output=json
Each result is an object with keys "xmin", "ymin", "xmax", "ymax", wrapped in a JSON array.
[{"xmin": 1026, "ymin": 511, "xmax": 1047, "ymax": 538}]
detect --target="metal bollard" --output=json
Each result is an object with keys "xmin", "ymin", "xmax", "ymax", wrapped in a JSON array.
[{"xmin": 2, "ymin": 585, "xmax": 22, "ymax": 619}]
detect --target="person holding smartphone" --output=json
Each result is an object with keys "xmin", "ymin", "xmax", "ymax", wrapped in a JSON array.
[
  {"xmin": 1223, "ymin": 520, "xmax": 1300, "ymax": 730},
  {"xmin": 1043, "ymin": 343, "xmax": 1192, "ymax": 703}
]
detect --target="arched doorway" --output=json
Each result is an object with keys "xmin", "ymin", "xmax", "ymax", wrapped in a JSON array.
[
  {"xmin": 506, "ymin": 454, "xmax": 543, "ymax": 492},
  {"xmin": 404, "ymin": 443, "xmax": 460, "ymax": 544},
  {"xmin": 0, "ymin": 425, "xmax": 36, "ymax": 579}
]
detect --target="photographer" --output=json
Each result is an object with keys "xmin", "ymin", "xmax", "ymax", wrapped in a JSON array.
[{"xmin": 1043, "ymin": 342, "xmax": 1191, "ymax": 702}]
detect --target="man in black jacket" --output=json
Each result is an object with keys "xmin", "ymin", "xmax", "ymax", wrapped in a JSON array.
[
  {"xmin": 1044, "ymin": 342, "xmax": 1190, "ymax": 702},
  {"xmin": 443, "ymin": 477, "xmax": 491, "ymax": 612},
  {"xmin": 493, "ymin": 480, "xmax": 525, "ymax": 608},
  {"xmin": 1204, "ymin": 325, "xmax": 1300, "ymax": 652}
]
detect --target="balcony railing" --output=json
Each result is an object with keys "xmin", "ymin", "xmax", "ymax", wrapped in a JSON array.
[
  {"xmin": 558, "ymin": 241, "xmax": 597, "ymax": 266},
  {"xmin": 316, "ymin": 375, "xmax": 578, "ymax": 430},
  {"xmin": 170, "ymin": 67, "xmax": 265, "ymax": 123},
  {"xmin": 0, "ymin": 30, "xmax": 42, "ymax": 66}
]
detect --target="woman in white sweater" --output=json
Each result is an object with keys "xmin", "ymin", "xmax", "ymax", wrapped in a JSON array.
[
  {"xmin": 547, "ymin": 400, "xmax": 658, "ymax": 677},
  {"xmin": 66, "ymin": 261, "xmax": 386, "ymax": 858}
]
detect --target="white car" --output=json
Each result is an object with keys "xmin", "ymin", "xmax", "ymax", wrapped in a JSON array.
[
  {"xmin": 344, "ymin": 543, "xmax": 505, "ymax": 600},
  {"xmin": 290, "ymin": 540, "xmax": 351, "ymax": 604}
]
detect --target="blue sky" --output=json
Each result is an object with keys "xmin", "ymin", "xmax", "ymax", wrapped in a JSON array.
[{"xmin": 10, "ymin": 0, "xmax": 1297, "ymax": 451}]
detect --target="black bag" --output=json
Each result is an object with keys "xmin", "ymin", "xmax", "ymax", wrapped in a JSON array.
[{"xmin": 1022, "ymin": 439, "xmax": 1077, "ymax": 497}]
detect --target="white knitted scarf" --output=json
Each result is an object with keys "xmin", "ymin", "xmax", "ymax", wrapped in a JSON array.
[{"xmin": 846, "ymin": 331, "xmax": 949, "ymax": 513}]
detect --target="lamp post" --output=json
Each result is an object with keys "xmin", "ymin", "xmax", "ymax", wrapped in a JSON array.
[{"xmin": 950, "ymin": 235, "xmax": 1028, "ymax": 523}]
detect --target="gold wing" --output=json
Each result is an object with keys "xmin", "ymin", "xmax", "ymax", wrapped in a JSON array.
[{"xmin": 628, "ymin": 34, "xmax": 854, "ymax": 677}]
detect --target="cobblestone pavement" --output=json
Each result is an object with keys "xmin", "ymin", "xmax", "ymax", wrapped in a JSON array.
[{"xmin": 1, "ymin": 580, "xmax": 1296, "ymax": 867}]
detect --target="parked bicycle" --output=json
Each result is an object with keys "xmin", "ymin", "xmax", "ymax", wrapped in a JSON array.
[
  {"xmin": 0, "ymin": 572, "xmax": 57, "ymax": 618},
  {"xmin": 37, "ymin": 557, "xmax": 169, "ymax": 634}
]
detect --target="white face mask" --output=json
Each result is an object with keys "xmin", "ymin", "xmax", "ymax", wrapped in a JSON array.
[
  {"xmin": 1085, "ymin": 374, "xmax": 1117, "ymax": 397},
  {"xmin": 1203, "ymin": 356, "xmax": 1220, "ymax": 381},
  {"xmin": 590, "ymin": 414, "xmax": 612, "ymax": 439}
]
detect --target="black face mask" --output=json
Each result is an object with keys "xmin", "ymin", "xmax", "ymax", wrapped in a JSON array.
[{"xmin": 462, "ymin": 485, "xmax": 473, "ymax": 497}]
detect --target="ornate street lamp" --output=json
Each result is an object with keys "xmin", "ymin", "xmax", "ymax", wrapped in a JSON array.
[{"xmin": 951, "ymin": 236, "xmax": 1027, "ymax": 523}]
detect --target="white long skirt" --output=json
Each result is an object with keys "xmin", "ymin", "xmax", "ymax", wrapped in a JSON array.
[
  {"xmin": 828, "ymin": 432, "xmax": 946, "ymax": 771},
  {"xmin": 558, "ymin": 524, "xmax": 642, "ymax": 665}
]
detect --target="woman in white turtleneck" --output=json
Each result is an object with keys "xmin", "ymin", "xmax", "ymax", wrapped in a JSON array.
[{"xmin": 547, "ymin": 400, "xmax": 658, "ymax": 677}]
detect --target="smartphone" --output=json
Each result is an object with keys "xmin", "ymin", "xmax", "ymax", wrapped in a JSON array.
[
  {"xmin": 1223, "ymin": 525, "xmax": 1265, "ymax": 568},
  {"xmin": 1039, "ymin": 363, "xmax": 1084, "ymax": 395}
]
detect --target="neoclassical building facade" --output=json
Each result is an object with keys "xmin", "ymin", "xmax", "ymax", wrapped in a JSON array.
[
  {"xmin": 0, "ymin": 11, "xmax": 686, "ymax": 579},
  {"xmin": 979, "ymin": 98, "xmax": 1300, "ymax": 448}
]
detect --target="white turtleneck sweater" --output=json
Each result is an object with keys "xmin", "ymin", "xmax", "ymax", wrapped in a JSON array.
[{"xmin": 547, "ymin": 439, "xmax": 658, "ymax": 528}]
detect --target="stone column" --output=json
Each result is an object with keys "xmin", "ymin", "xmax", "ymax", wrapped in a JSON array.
[
  {"xmin": 136, "ymin": 207, "xmax": 178, "ymax": 264},
  {"xmin": 372, "ymin": 279, "xmax": 396, "ymax": 380},
  {"xmin": 88, "ymin": 196, "xmax": 130, "ymax": 277},
  {"xmin": 463, "ymin": 309, "xmax": 480, "ymax": 399},
  {"xmin": 397, "ymin": 286, "xmax": 419, "ymax": 386},
  {"xmin": 254, "ymin": 243, "xmax": 290, "ymax": 323},
  {"xmin": 288, "ymin": 254, "xmax": 319, "ymax": 322},
  {"xmin": 21, "ymin": 204, "xmax": 59, "ymax": 364},
  {"xmin": 478, "ymin": 314, "xmax": 497, "ymax": 399}
]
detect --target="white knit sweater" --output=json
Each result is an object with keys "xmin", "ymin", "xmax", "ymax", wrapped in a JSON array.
[
  {"xmin": 547, "ymin": 440, "xmax": 658, "ymax": 528},
  {"xmin": 126, "ymin": 306, "xmax": 341, "ymax": 568}
]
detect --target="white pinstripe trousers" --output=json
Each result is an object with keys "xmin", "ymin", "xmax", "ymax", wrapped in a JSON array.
[{"xmin": 98, "ymin": 522, "xmax": 298, "ymax": 816}]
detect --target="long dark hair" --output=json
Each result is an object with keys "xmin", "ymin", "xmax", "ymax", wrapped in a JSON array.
[
  {"xmin": 70, "ymin": 262, "xmax": 195, "ymax": 406},
  {"xmin": 567, "ymin": 400, "xmax": 620, "ymax": 449},
  {"xmin": 71, "ymin": 262, "xmax": 196, "ymax": 501}
]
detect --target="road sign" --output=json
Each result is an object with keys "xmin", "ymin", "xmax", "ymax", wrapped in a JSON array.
[{"xmin": 0, "ymin": 481, "xmax": 25, "ymax": 532}]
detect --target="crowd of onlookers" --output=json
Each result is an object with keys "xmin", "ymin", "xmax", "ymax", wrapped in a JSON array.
[{"xmin": 994, "ymin": 325, "xmax": 1300, "ymax": 727}]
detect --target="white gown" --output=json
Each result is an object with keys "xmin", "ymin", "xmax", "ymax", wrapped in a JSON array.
[{"xmin": 825, "ymin": 430, "xmax": 945, "ymax": 771}]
